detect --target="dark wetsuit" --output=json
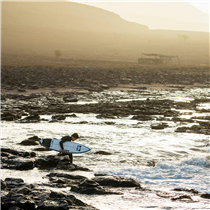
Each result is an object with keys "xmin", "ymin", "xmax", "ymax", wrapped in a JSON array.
[{"xmin": 59, "ymin": 136, "xmax": 73, "ymax": 163}]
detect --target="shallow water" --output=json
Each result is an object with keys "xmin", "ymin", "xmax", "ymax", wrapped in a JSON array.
[{"xmin": 1, "ymin": 88, "xmax": 210, "ymax": 209}]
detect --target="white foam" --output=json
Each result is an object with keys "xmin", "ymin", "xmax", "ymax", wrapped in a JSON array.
[{"xmin": 97, "ymin": 156, "xmax": 210, "ymax": 193}]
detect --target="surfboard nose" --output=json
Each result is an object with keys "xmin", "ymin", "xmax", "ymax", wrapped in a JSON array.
[{"xmin": 39, "ymin": 139, "xmax": 43, "ymax": 145}]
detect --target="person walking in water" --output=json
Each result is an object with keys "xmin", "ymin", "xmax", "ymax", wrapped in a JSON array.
[{"xmin": 59, "ymin": 133, "xmax": 79, "ymax": 164}]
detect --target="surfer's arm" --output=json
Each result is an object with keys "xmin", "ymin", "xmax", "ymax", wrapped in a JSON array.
[{"xmin": 60, "ymin": 136, "xmax": 72, "ymax": 151}]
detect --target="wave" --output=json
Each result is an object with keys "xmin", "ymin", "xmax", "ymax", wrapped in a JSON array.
[{"xmin": 97, "ymin": 156, "xmax": 210, "ymax": 193}]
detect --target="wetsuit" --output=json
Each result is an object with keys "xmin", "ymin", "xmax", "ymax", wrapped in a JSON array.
[{"xmin": 59, "ymin": 136, "xmax": 73, "ymax": 163}]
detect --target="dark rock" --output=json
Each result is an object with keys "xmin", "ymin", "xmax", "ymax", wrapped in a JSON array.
[
  {"xmin": 171, "ymin": 195, "xmax": 193, "ymax": 201},
  {"xmin": 35, "ymin": 156, "xmax": 60, "ymax": 169},
  {"xmin": 173, "ymin": 188, "xmax": 199, "ymax": 194},
  {"xmin": 4, "ymin": 178, "xmax": 25, "ymax": 189},
  {"xmin": 52, "ymin": 115, "xmax": 66, "ymax": 120},
  {"xmin": 19, "ymin": 114, "xmax": 40, "ymax": 123},
  {"xmin": 2, "ymin": 157, "xmax": 35, "ymax": 170},
  {"xmin": 71, "ymin": 179, "xmax": 121, "ymax": 195},
  {"xmin": 35, "ymin": 155, "xmax": 90, "ymax": 171},
  {"xmin": 201, "ymin": 193, "xmax": 210, "ymax": 199},
  {"xmin": 104, "ymin": 121, "xmax": 116, "ymax": 125},
  {"xmin": 175, "ymin": 126, "xmax": 189, "ymax": 132},
  {"xmin": 1, "ymin": 112, "xmax": 22, "ymax": 121},
  {"xmin": 33, "ymin": 147, "xmax": 51, "ymax": 151},
  {"xmin": 47, "ymin": 172, "xmax": 86, "ymax": 180},
  {"xmin": 94, "ymin": 151, "xmax": 112, "ymax": 155},
  {"xmin": 1, "ymin": 178, "xmax": 97, "ymax": 210},
  {"xmin": 28, "ymin": 136, "xmax": 40, "ymax": 141},
  {"xmin": 92, "ymin": 175, "xmax": 141, "ymax": 188},
  {"xmin": 172, "ymin": 117, "xmax": 194, "ymax": 123},
  {"xmin": 1, "ymin": 179, "xmax": 7, "ymax": 189},
  {"xmin": 1, "ymin": 152, "xmax": 10, "ymax": 157},
  {"xmin": 151, "ymin": 123, "xmax": 168, "ymax": 130},
  {"xmin": 101, "ymin": 84, "xmax": 110, "ymax": 90},
  {"xmin": 132, "ymin": 115, "xmax": 153, "ymax": 121},
  {"xmin": 147, "ymin": 160, "xmax": 156, "ymax": 167},
  {"xmin": 19, "ymin": 139, "xmax": 39, "ymax": 146},
  {"xmin": 47, "ymin": 173, "xmax": 87, "ymax": 188},
  {"xmin": 38, "ymin": 200, "xmax": 69, "ymax": 210},
  {"xmin": 63, "ymin": 97, "xmax": 78, "ymax": 102},
  {"xmin": 1, "ymin": 148, "xmax": 36, "ymax": 158},
  {"xmin": 96, "ymin": 114, "xmax": 117, "ymax": 119},
  {"xmin": 1, "ymin": 148, "xmax": 20, "ymax": 156},
  {"xmin": 66, "ymin": 114, "xmax": 77, "ymax": 118},
  {"xmin": 18, "ymin": 89, "xmax": 26, "ymax": 92}
]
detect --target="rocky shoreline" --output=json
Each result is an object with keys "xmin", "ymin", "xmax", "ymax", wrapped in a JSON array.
[
  {"xmin": 1, "ymin": 87, "xmax": 210, "ymax": 135},
  {"xmin": 2, "ymin": 65, "xmax": 209, "ymax": 91},
  {"xmin": 1, "ymin": 66, "xmax": 210, "ymax": 209},
  {"xmin": 1, "ymin": 146, "xmax": 210, "ymax": 210}
]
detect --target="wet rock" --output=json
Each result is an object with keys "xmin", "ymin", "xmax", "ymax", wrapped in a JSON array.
[
  {"xmin": 1, "ymin": 179, "xmax": 7, "ymax": 189},
  {"xmin": 1, "ymin": 148, "xmax": 20, "ymax": 156},
  {"xmin": 1, "ymin": 156, "xmax": 35, "ymax": 170},
  {"xmin": 1, "ymin": 148, "xmax": 36, "ymax": 158},
  {"xmin": 71, "ymin": 179, "xmax": 121, "ymax": 195},
  {"xmin": 172, "ymin": 117, "xmax": 194, "ymax": 123},
  {"xmin": 175, "ymin": 123, "xmax": 210, "ymax": 135},
  {"xmin": 33, "ymin": 147, "xmax": 51, "ymax": 152},
  {"xmin": 52, "ymin": 115, "xmax": 66, "ymax": 120},
  {"xmin": 1, "ymin": 152, "xmax": 10, "ymax": 157},
  {"xmin": 35, "ymin": 155, "xmax": 90, "ymax": 171},
  {"xmin": 1, "ymin": 177, "xmax": 98, "ymax": 210},
  {"xmin": 28, "ymin": 135, "xmax": 40, "ymax": 141},
  {"xmin": 101, "ymin": 84, "xmax": 110, "ymax": 90},
  {"xmin": 47, "ymin": 172, "xmax": 86, "ymax": 180},
  {"xmin": 63, "ymin": 97, "xmax": 78, "ymax": 102},
  {"xmin": 18, "ymin": 88, "xmax": 27, "ymax": 92},
  {"xmin": 92, "ymin": 175, "xmax": 141, "ymax": 188},
  {"xmin": 175, "ymin": 126, "xmax": 189, "ymax": 132},
  {"xmin": 151, "ymin": 123, "xmax": 169, "ymax": 130},
  {"xmin": 19, "ymin": 139, "xmax": 39, "ymax": 146},
  {"xmin": 132, "ymin": 115, "xmax": 154, "ymax": 121},
  {"xmin": 66, "ymin": 114, "xmax": 77, "ymax": 118},
  {"xmin": 171, "ymin": 195, "xmax": 193, "ymax": 201},
  {"xmin": 4, "ymin": 178, "xmax": 25, "ymax": 189},
  {"xmin": 120, "ymin": 78, "xmax": 132, "ymax": 84},
  {"xmin": 38, "ymin": 199, "xmax": 69, "ymax": 210},
  {"xmin": 47, "ymin": 172, "xmax": 87, "ymax": 188},
  {"xmin": 147, "ymin": 160, "xmax": 156, "ymax": 167},
  {"xmin": 1, "ymin": 112, "xmax": 22, "ymax": 121},
  {"xmin": 173, "ymin": 188, "xmax": 199, "ymax": 194},
  {"xmin": 104, "ymin": 121, "xmax": 116, "ymax": 125},
  {"xmin": 18, "ymin": 114, "xmax": 40, "ymax": 123},
  {"xmin": 201, "ymin": 193, "xmax": 210, "ymax": 199},
  {"xmin": 35, "ymin": 155, "xmax": 60, "ymax": 169},
  {"xmin": 96, "ymin": 114, "xmax": 117, "ymax": 119},
  {"xmin": 94, "ymin": 151, "xmax": 112, "ymax": 155}
]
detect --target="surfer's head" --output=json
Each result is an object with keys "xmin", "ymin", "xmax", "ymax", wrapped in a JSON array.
[{"xmin": 71, "ymin": 133, "xmax": 79, "ymax": 140}]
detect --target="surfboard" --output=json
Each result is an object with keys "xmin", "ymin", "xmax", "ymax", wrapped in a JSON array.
[{"xmin": 39, "ymin": 138, "xmax": 91, "ymax": 154}]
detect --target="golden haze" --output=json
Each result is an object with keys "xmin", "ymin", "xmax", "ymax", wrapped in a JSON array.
[{"xmin": 1, "ymin": 1, "xmax": 209, "ymax": 67}]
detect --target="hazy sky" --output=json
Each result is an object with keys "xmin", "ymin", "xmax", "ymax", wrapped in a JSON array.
[
  {"xmin": 185, "ymin": 1, "xmax": 209, "ymax": 13},
  {"xmin": 72, "ymin": 0, "xmax": 209, "ymax": 14}
]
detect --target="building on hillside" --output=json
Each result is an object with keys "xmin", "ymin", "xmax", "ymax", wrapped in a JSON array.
[{"xmin": 138, "ymin": 53, "xmax": 180, "ymax": 66}]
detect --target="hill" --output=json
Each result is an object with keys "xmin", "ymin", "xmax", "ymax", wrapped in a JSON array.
[
  {"xmin": 84, "ymin": 2, "xmax": 209, "ymax": 32},
  {"xmin": 1, "ymin": 1, "xmax": 209, "ymax": 66}
]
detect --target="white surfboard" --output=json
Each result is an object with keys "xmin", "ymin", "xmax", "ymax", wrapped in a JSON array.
[{"xmin": 39, "ymin": 138, "xmax": 91, "ymax": 154}]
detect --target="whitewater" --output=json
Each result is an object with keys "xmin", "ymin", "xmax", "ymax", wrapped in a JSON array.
[{"xmin": 1, "ymin": 88, "xmax": 210, "ymax": 209}]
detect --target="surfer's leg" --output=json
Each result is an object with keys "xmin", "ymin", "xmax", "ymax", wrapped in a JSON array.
[{"xmin": 69, "ymin": 154, "xmax": 73, "ymax": 164}]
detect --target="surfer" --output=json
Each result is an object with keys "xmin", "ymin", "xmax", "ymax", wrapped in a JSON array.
[{"xmin": 59, "ymin": 133, "xmax": 79, "ymax": 164}]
